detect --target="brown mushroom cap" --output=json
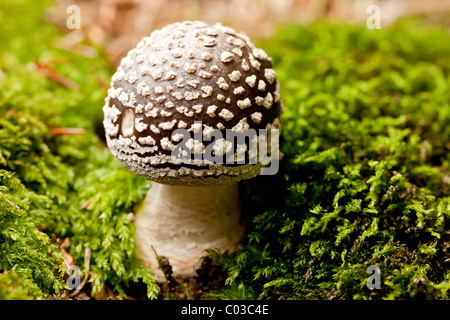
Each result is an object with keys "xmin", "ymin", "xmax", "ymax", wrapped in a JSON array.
[{"xmin": 103, "ymin": 21, "xmax": 282, "ymax": 185}]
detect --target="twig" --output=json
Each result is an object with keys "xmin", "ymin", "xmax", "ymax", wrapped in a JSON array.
[
  {"xmin": 30, "ymin": 61, "xmax": 80, "ymax": 91},
  {"xmin": 50, "ymin": 128, "xmax": 86, "ymax": 136},
  {"xmin": 69, "ymin": 247, "xmax": 91, "ymax": 297},
  {"xmin": 0, "ymin": 191, "xmax": 21, "ymax": 210}
]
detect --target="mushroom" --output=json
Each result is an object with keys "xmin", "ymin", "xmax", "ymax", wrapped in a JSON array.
[{"xmin": 103, "ymin": 21, "xmax": 283, "ymax": 282}]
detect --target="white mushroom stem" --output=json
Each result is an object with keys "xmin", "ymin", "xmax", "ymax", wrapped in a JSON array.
[{"xmin": 134, "ymin": 182, "xmax": 245, "ymax": 283}]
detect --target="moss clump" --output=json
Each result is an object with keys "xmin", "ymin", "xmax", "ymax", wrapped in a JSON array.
[
  {"xmin": 0, "ymin": 0, "xmax": 158, "ymax": 299},
  {"xmin": 209, "ymin": 21, "xmax": 450, "ymax": 300}
]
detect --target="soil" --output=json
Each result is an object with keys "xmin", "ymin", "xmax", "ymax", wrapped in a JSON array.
[{"xmin": 62, "ymin": 256, "xmax": 227, "ymax": 300}]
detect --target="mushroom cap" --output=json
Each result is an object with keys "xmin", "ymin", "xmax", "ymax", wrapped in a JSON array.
[{"xmin": 103, "ymin": 21, "xmax": 283, "ymax": 186}]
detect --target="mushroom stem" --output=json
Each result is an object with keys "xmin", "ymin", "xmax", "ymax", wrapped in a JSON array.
[{"xmin": 135, "ymin": 182, "xmax": 245, "ymax": 282}]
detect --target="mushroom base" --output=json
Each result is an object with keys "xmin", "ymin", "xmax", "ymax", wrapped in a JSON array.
[{"xmin": 135, "ymin": 182, "xmax": 245, "ymax": 283}]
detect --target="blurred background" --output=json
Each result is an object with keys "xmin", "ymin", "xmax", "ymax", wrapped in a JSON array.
[{"xmin": 46, "ymin": 0, "xmax": 450, "ymax": 67}]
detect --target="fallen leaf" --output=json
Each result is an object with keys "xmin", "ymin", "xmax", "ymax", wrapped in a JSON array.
[{"xmin": 94, "ymin": 283, "xmax": 118, "ymax": 300}]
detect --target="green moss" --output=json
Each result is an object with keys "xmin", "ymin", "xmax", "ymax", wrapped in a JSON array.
[
  {"xmin": 0, "ymin": 110, "xmax": 67, "ymax": 299},
  {"xmin": 0, "ymin": 0, "xmax": 158, "ymax": 299},
  {"xmin": 210, "ymin": 21, "xmax": 450, "ymax": 300}
]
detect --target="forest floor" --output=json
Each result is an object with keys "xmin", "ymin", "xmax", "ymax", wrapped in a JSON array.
[{"xmin": 0, "ymin": 0, "xmax": 449, "ymax": 300}]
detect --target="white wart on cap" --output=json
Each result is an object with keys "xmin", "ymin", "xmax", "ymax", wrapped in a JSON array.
[{"xmin": 103, "ymin": 21, "xmax": 282, "ymax": 185}]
